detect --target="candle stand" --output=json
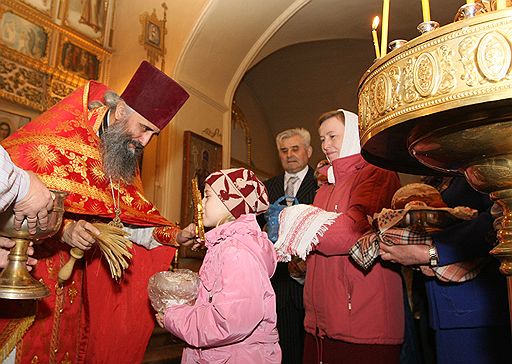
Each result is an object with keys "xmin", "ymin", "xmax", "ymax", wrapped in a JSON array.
[
  {"xmin": 358, "ymin": 9, "xmax": 512, "ymax": 325},
  {"xmin": 0, "ymin": 191, "xmax": 67, "ymax": 299}
]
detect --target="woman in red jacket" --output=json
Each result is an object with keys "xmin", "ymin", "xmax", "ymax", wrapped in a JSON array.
[{"xmin": 303, "ymin": 109, "xmax": 403, "ymax": 363}]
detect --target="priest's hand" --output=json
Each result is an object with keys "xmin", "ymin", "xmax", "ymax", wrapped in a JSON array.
[
  {"xmin": 61, "ymin": 219, "xmax": 101, "ymax": 250},
  {"xmin": 0, "ymin": 237, "xmax": 37, "ymax": 270},
  {"xmin": 176, "ymin": 223, "xmax": 203, "ymax": 250},
  {"xmin": 13, "ymin": 171, "xmax": 54, "ymax": 234}
]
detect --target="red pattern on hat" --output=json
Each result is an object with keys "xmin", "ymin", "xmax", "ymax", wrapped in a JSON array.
[{"xmin": 205, "ymin": 168, "xmax": 269, "ymax": 218}]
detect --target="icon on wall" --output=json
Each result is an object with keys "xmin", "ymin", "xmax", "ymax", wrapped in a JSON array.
[
  {"xmin": 140, "ymin": 4, "xmax": 167, "ymax": 71},
  {"xmin": 0, "ymin": 110, "xmax": 31, "ymax": 142}
]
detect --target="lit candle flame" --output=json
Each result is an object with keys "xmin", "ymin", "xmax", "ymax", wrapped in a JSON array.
[
  {"xmin": 372, "ymin": 16, "xmax": 380, "ymax": 30},
  {"xmin": 372, "ymin": 16, "xmax": 381, "ymax": 58}
]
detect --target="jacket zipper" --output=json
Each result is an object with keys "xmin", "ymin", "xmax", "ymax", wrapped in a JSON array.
[{"xmin": 343, "ymin": 259, "xmax": 353, "ymax": 313}]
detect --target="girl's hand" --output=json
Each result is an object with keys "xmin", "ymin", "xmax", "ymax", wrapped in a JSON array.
[{"xmin": 155, "ymin": 312, "xmax": 165, "ymax": 328}]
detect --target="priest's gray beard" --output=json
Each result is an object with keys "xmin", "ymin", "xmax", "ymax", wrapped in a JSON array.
[{"xmin": 100, "ymin": 121, "xmax": 144, "ymax": 184}]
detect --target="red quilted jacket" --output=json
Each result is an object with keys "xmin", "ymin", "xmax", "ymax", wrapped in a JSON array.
[{"xmin": 303, "ymin": 154, "xmax": 404, "ymax": 344}]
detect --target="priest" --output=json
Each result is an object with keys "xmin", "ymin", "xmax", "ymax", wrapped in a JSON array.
[{"xmin": 0, "ymin": 61, "xmax": 191, "ymax": 364}]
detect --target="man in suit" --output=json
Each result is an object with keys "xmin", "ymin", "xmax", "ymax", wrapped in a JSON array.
[{"xmin": 263, "ymin": 128, "xmax": 317, "ymax": 364}]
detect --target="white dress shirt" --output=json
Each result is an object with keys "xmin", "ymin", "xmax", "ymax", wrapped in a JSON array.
[{"xmin": 0, "ymin": 145, "xmax": 29, "ymax": 211}]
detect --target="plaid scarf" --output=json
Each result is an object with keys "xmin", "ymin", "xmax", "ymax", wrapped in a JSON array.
[{"xmin": 350, "ymin": 208, "xmax": 489, "ymax": 283}]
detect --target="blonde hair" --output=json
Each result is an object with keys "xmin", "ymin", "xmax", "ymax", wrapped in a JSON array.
[
  {"xmin": 216, "ymin": 213, "xmax": 235, "ymax": 227},
  {"xmin": 275, "ymin": 128, "xmax": 311, "ymax": 149},
  {"xmin": 317, "ymin": 109, "xmax": 345, "ymax": 127}
]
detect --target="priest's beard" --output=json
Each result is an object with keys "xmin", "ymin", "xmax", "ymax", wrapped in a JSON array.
[{"xmin": 100, "ymin": 121, "xmax": 144, "ymax": 184}]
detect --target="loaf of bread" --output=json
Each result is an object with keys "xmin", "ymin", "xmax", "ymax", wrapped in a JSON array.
[{"xmin": 391, "ymin": 183, "xmax": 447, "ymax": 209}]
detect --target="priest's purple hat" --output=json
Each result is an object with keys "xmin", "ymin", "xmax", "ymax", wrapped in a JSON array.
[{"xmin": 121, "ymin": 61, "xmax": 189, "ymax": 130}]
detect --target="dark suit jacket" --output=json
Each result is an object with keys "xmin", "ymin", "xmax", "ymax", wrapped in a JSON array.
[
  {"xmin": 261, "ymin": 166, "xmax": 317, "ymax": 311},
  {"xmin": 264, "ymin": 166, "xmax": 317, "ymax": 207}
]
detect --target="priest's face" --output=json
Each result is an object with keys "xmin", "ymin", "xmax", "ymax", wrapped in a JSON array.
[
  {"xmin": 100, "ymin": 102, "xmax": 160, "ymax": 183},
  {"xmin": 319, "ymin": 116, "xmax": 345, "ymax": 162},
  {"xmin": 123, "ymin": 109, "xmax": 160, "ymax": 148},
  {"xmin": 100, "ymin": 119, "xmax": 143, "ymax": 183}
]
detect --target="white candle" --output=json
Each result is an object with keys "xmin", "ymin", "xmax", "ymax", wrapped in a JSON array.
[
  {"xmin": 372, "ymin": 16, "xmax": 381, "ymax": 58},
  {"xmin": 381, "ymin": 0, "xmax": 390, "ymax": 57},
  {"xmin": 421, "ymin": 0, "xmax": 431, "ymax": 22}
]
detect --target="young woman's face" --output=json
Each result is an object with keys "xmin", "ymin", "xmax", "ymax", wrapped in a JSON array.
[
  {"xmin": 319, "ymin": 116, "xmax": 345, "ymax": 162},
  {"xmin": 202, "ymin": 184, "xmax": 231, "ymax": 227}
]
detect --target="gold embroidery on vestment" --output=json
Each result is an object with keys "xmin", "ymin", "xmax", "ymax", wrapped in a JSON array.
[
  {"xmin": 27, "ymin": 145, "xmax": 59, "ymax": 171},
  {"xmin": 68, "ymin": 281, "xmax": 78, "ymax": 305},
  {"xmin": 2, "ymin": 135, "xmax": 100, "ymax": 161}
]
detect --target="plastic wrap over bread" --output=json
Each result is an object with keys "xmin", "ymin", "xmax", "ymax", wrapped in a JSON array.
[{"xmin": 148, "ymin": 269, "xmax": 200, "ymax": 312}]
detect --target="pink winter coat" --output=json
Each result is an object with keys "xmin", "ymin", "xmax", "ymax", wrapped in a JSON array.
[
  {"xmin": 163, "ymin": 214, "xmax": 281, "ymax": 363},
  {"xmin": 304, "ymin": 154, "xmax": 404, "ymax": 344}
]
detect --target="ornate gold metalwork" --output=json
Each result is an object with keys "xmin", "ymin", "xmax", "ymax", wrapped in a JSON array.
[
  {"xmin": 0, "ymin": 56, "xmax": 50, "ymax": 111},
  {"xmin": 0, "ymin": 0, "xmax": 112, "ymax": 111},
  {"xmin": 191, "ymin": 176, "xmax": 205, "ymax": 243},
  {"xmin": 358, "ymin": 8, "xmax": 512, "ymax": 326},
  {"xmin": 358, "ymin": 10, "xmax": 512, "ymax": 174}
]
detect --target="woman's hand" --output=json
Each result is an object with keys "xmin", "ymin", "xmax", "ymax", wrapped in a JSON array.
[
  {"xmin": 379, "ymin": 242, "xmax": 430, "ymax": 266},
  {"xmin": 61, "ymin": 220, "xmax": 100, "ymax": 250}
]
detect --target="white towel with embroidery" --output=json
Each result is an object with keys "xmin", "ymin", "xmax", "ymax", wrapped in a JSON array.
[{"xmin": 274, "ymin": 204, "xmax": 340, "ymax": 261}]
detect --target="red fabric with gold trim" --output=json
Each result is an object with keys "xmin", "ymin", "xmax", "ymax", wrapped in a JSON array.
[
  {"xmin": 0, "ymin": 81, "xmax": 177, "ymax": 364},
  {"xmin": 2, "ymin": 81, "xmax": 170, "ymax": 227},
  {"xmin": 153, "ymin": 225, "xmax": 180, "ymax": 246}
]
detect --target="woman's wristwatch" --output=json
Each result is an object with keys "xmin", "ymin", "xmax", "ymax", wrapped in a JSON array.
[{"xmin": 428, "ymin": 245, "xmax": 439, "ymax": 267}]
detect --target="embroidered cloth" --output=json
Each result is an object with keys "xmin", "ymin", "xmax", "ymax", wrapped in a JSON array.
[{"xmin": 274, "ymin": 204, "xmax": 340, "ymax": 261}]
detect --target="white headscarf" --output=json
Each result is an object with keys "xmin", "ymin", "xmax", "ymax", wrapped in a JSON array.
[{"xmin": 327, "ymin": 109, "xmax": 361, "ymax": 184}]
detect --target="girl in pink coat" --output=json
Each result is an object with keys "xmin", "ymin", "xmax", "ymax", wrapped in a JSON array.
[{"xmin": 163, "ymin": 168, "xmax": 281, "ymax": 363}]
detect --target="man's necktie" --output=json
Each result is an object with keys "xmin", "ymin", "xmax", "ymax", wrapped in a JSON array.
[{"xmin": 285, "ymin": 176, "xmax": 299, "ymax": 206}]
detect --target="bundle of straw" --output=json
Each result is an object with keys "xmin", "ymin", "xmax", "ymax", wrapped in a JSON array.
[{"xmin": 92, "ymin": 222, "xmax": 133, "ymax": 280}]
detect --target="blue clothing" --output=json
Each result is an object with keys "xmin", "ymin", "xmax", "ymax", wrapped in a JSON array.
[{"xmin": 426, "ymin": 177, "xmax": 510, "ymax": 364}]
